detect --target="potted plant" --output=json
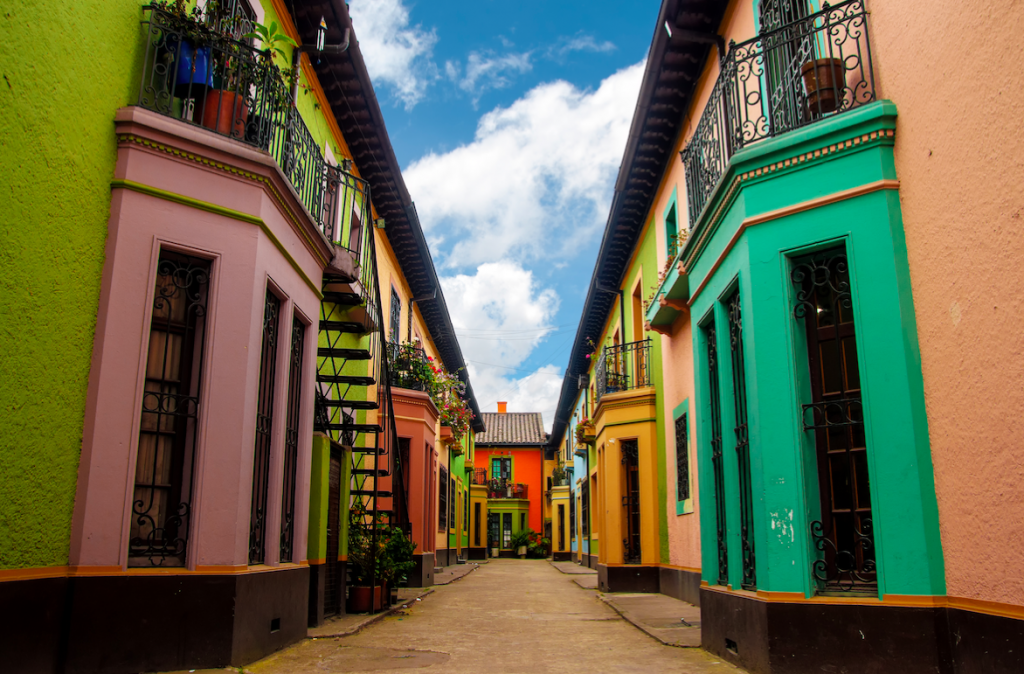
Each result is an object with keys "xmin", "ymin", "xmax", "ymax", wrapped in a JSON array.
[
  {"xmin": 801, "ymin": 57, "xmax": 845, "ymax": 118},
  {"xmin": 490, "ymin": 538, "xmax": 499, "ymax": 558},
  {"xmin": 527, "ymin": 532, "xmax": 551, "ymax": 559},
  {"xmin": 510, "ymin": 529, "xmax": 532, "ymax": 559},
  {"xmin": 575, "ymin": 416, "xmax": 596, "ymax": 445},
  {"xmin": 346, "ymin": 505, "xmax": 415, "ymax": 613}
]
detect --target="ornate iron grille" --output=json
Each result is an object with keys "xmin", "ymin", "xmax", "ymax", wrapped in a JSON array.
[
  {"xmin": 792, "ymin": 249, "xmax": 876, "ymax": 593},
  {"xmin": 249, "ymin": 290, "xmax": 280, "ymax": 565},
  {"xmin": 705, "ymin": 321, "xmax": 729, "ymax": 585},
  {"xmin": 675, "ymin": 413, "xmax": 690, "ymax": 502},
  {"xmin": 728, "ymin": 291, "xmax": 756, "ymax": 590},
  {"xmin": 621, "ymin": 439, "xmax": 641, "ymax": 564},
  {"xmin": 558, "ymin": 504, "xmax": 566, "ymax": 551},
  {"xmin": 595, "ymin": 339, "xmax": 652, "ymax": 403},
  {"xmin": 449, "ymin": 475, "xmax": 456, "ymax": 532},
  {"xmin": 439, "ymin": 465, "xmax": 448, "ymax": 531},
  {"xmin": 137, "ymin": 6, "xmax": 354, "ymax": 240},
  {"xmin": 387, "ymin": 341, "xmax": 431, "ymax": 392},
  {"xmin": 129, "ymin": 252, "xmax": 210, "ymax": 567},
  {"xmin": 680, "ymin": 0, "xmax": 875, "ymax": 226},
  {"xmin": 581, "ymin": 479, "xmax": 590, "ymax": 537},
  {"xmin": 324, "ymin": 450, "xmax": 343, "ymax": 616},
  {"xmin": 474, "ymin": 502, "xmax": 482, "ymax": 546},
  {"xmin": 279, "ymin": 318, "xmax": 305, "ymax": 562},
  {"xmin": 502, "ymin": 513, "xmax": 512, "ymax": 549},
  {"xmin": 488, "ymin": 512, "xmax": 500, "ymax": 549}
]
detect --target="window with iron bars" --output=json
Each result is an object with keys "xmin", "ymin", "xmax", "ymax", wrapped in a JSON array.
[
  {"xmin": 439, "ymin": 465, "xmax": 448, "ymax": 531},
  {"xmin": 128, "ymin": 251, "xmax": 210, "ymax": 567}
]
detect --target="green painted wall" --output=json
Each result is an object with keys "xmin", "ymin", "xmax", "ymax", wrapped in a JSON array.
[
  {"xmin": 690, "ymin": 102, "xmax": 944, "ymax": 596},
  {"xmin": 0, "ymin": 0, "xmax": 149, "ymax": 570}
]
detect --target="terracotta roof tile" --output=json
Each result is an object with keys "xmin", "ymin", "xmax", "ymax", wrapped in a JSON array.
[{"xmin": 475, "ymin": 413, "xmax": 547, "ymax": 445}]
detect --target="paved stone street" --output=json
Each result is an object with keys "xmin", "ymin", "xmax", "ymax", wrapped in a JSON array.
[{"xmin": 248, "ymin": 559, "xmax": 740, "ymax": 673}]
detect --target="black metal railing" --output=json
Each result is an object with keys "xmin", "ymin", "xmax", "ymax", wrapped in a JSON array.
[
  {"xmin": 595, "ymin": 339, "xmax": 652, "ymax": 403},
  {"xmin": 387, "ymin": 341, "xmax": 432, "ymax": 392},
  {"xmin": 681, "ymin": 0, "xmax": 874, "ymax": 227},
  {"xmin": 488, "ymin": 479, "xmax": 529, "ymax": 500},
  {"xmin": 137, "ymin": 5, "xmax": 359, "ymax": 246}
]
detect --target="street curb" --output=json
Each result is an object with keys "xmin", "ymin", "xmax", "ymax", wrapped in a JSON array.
[
  {"xmin": 596, "ymin": 593, "xmax": 699, "ymax": 649},
  {"xmin": 310, "ymin": 589, "xmax": 436, "ymax": 639}
]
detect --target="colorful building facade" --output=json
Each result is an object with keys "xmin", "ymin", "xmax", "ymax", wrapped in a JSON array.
[
  {"xmin": 0, "ymin": 0, "xmax": 482, "ymax": 671},
  {"xmin": 473, "ymin": 407, "xmax": 548, "ymax": 556},
  {"xmin": 638, "ymin": 0, "xmax": 1024, "ymax": 672}
]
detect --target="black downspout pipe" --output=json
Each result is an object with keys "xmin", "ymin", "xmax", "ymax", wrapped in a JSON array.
[{"xmin": 290, "ymin": 30, "xmax": 351, "ymax": 105}]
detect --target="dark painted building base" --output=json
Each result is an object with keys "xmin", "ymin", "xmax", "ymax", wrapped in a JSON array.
[
  {"xmin": 308, "ymin": 562, "xmax": 326, "ymax": 626},
  {"xmin": 570, "ymin": 551, "xmax": 577, "ymax": 563},
  {"xmin": 597, "ymin": 563, "xmax": 659, "ymax": 593},
  {"xmin": 581, "ymin": 553, "xmax": 597, "ymax": 569},
  {"xmin": 466, "ymin": 547, "xmax": 487, "ymax": 560},
  {"xmin": 1, "ymin": 567, "xmax": 309, "ymax": 674},
  {"xmin": 409, "ymin": 552, "xmax": 435, "ymax": 587},
  {"xmin": 700, "ymin": 586, "xmax": 1024, "ymax": 674},
  {"xmin": 552, "ymin": 551, "xmax": 572, "ymax": 561},
  {"xmin": 659, "ymin": 567, "xmax": 701, "ymax": 606},
  {"xmin": 435, "ymin": 548, "xmax": 456, "ymax": 567}
]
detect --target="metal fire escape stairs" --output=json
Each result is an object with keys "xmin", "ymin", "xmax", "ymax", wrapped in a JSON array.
[{"xmin": 313, "ymin": 168, "xmax": 409, "ymax": 595}]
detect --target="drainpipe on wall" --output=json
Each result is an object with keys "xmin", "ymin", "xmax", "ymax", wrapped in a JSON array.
[{"xmin": 290, "ymin": 29, "xmax": 351, "ymax": 106}]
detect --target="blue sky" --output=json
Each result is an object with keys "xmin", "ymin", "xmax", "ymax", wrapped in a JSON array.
[{"xmin": 348, "ymin": 0, "xmax": 659, "ymax": 428}]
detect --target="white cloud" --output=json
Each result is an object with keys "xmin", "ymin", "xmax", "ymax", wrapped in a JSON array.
[
  {"xmin": 548, "ymin": 33, "xmax": 617, "ymax": 59},
  {"xmin": 405, "ymin": 60, "xmax": 646, "ymax": 268},
  {"xmin": 446, "ymin": 50, "xmax": 533, "ymax": 102},
  {"xmin": 439, "ymin": 262, "xmax": 564, "ymax": 431},
  {"xmin": 349, "ymin": 0, "xmax": 438, "ymax": 109}
]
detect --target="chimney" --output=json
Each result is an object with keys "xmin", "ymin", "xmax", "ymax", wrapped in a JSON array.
[{"xmin": 497, "ymin": 402, "xmax": 507, "ymax": 414}]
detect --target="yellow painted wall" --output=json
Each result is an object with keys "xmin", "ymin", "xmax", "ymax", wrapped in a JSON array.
[{"xmin": 594, "ymin": 389, "xmax": 659, "ymax": 565}]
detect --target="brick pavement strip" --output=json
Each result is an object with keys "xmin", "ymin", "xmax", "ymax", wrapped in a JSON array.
[{"xmin": 246, "ymin": 559, "xmax": 743, "ymax": 674}]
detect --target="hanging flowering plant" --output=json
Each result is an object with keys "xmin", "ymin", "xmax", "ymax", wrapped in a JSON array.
[{"xmin": 431, "ymin": 366, "xmax": 473, "ymax": 444}]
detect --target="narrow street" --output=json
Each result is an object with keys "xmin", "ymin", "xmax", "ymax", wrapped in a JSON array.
[{"xmin": 248, "ymin": 560, "xmax": 740, "ymax": 674}]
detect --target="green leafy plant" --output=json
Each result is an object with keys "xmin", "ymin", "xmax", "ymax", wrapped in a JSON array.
[
  {"xmin": 348, "ymin": 502, "xmax": 416, "ymax": 587},
  {"xmin": 243, "ymin": 21, "xmax": 298, "ymax": 62},
  {"xmin": 510, "ymin": 528, "xmax": 533, "ymax": 550}
]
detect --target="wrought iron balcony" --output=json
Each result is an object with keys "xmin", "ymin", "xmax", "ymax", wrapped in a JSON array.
[
  {"xmin": 595, "ymin": 339, "xmax": 652, "ymax": 403},
  {"xmin": 680, "ymin": 0, "xmax": 875, "ymax": 227},
  {"xmin": 472, "ymin": 468, "xmax": 488, "ymax": 486},
  {"xmin": 387, "ymin": 341, "xmax": 432, "ymax": 392},
  {"xmin": 488, "ymin": 479, "xmax": 529, "ymax": 500},
  {"xmin": 137, "ymin": 5, "xmax": 361, "ymax": 251}
]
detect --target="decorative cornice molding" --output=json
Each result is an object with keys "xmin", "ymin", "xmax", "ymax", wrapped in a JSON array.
[{"xmin": 116, "ymin": 132, "xmax": 331, "ymax": 268}]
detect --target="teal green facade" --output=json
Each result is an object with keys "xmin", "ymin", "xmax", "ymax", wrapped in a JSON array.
[{"xmin": 674, "ymin": 102, "xmax": 944, "ymax": 597}]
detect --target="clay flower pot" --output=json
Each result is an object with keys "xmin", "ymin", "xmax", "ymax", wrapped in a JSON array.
[
  {"xmin": 202, "ymin": 89, "xmax": 248, "ymax": 139},
  {"xmin": 801, "ymin": 57, "xmax": 845, "ymax": 117},
  {"xmin": 346, "ymin": 585, "xmax": 384, "ymax": 613}
]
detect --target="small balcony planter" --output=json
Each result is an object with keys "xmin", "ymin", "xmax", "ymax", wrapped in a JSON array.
[
  {"xmin": 801, "ymin": 57, "xmax": 844, "ymax": 117},
  {"xmin": 202, "ymin": 89, "xmax": 248, "ymax": 138}
]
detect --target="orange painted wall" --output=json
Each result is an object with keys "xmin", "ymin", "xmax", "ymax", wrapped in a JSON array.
[{"xmin": 475, "ymin": 447, "xmax": 545, "ymax": 534}]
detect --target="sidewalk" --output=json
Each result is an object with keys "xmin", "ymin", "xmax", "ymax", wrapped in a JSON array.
[
  {"xmin": 307, "ymin": 587, "xmax": 433, "ymax": 638},
  {"xmin": 433, "ymin": 561, "xmax": 482, "ymax": 585},
  {"xmin": 549, "ymin": 559, "xmax": 597, "ymax": 575},
  {"xmin": 598, "ymin": 592, "xmax": 702, "ymax": 648}
]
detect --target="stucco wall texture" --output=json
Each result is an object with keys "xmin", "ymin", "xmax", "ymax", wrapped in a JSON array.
[
  {"xmin": 0, "ymin": 1, "xmax": 145, "ymax": 569},
  {"xmin": 869, "ymin": 1, "xmax": 1024, "ymax": 607}
]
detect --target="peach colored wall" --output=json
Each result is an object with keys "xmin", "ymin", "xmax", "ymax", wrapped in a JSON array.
[
  {"xmin": 69, "ymin": 108, "xmax": 324, "ymax": 569},
  {"xmin": 392, "ymin": 390, "xmax": 439, "ymax": 555},
  {"xmin": 867, "ymin": 0, "xmax": 1024, "ymax": 607}
]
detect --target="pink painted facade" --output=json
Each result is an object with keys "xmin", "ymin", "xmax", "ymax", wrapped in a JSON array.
[{"xmin": 69, "ymin": 107, "xmax": 328, "ymax": 571}]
